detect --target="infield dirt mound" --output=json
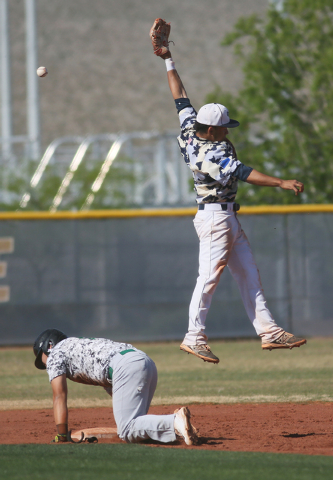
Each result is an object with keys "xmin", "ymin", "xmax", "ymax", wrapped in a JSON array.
[{"xmin": 1, "ymin": 403, "xmax": 333, "ymax": 456}]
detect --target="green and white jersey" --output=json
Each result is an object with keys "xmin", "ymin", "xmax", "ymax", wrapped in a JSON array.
[{"xmin": 46, "ymin": 337, "xmax": 136, "ymax": 387}]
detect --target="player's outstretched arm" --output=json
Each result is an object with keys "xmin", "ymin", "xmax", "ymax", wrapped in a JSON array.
[
  {"xmin": 165, "ymin": 62, "xmax": 188, "ymax": 100},
  {"xmin": 246, "ymin": 169, "xmax": 304, "ymax": 195},
  {"xmin": 149, "ymin": 18, "xmax": 188, "ymax": 100},
  {"xmin": 51, "ymin": 374, "xmax": 68, "ymax": 441}
]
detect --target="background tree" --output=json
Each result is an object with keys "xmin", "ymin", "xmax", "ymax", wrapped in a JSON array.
[
  {"xmin": 207, "ymin": 0, "xmax": 333, "ymax": 205},
  {"xmin": 0, "ymin": 155, "xmax": 137, "ymax": 211}
]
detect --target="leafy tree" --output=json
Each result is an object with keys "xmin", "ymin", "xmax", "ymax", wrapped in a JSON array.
[{"xmin": 207, "ymin": 0, "xmax": 333, "ymax": 204}]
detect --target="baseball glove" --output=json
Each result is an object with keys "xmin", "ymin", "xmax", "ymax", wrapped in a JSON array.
[{"xmin": 149, "ymin": 18, "xmax": 171, "ymax": 56}]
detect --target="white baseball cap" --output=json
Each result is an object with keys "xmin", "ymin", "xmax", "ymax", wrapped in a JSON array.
[{"xmin": 196, "ymin": 103, "xmax": 239, "ymax": 128}]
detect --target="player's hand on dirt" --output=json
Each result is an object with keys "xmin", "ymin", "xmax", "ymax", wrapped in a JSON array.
[
  {"xmin": 52, "ymin": 431, "xmax": 85, "ymax": 444},
  {"xmin": 280, "ymin": 179, "xmax": 304, "ymax": 195},
  {"xmin": 53, "ymin": 433, "xmax": 68, "ymax": 443}
]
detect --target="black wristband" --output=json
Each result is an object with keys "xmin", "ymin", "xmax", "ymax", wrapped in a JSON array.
[
  {"xmin": 56, "ymin": 423, "xmax": 68, "ymax": 435},
  {"xmin": 54, "ymin": 433, "xmax": 69, "ymax": 443}
]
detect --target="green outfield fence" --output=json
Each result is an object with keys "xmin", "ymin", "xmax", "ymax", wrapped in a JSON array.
[{"xmin": 0, "ymin": 205, "xmax": 333, "ymax": 345}]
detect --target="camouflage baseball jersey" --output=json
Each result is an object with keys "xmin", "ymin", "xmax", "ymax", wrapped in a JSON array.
[
  {"xmin": 177, "ymin": 103, "xmax": 248, "ymax": 204},
  {"xmin": 46, "ymin": 337, "xmax": 137, "ymax": 387}
]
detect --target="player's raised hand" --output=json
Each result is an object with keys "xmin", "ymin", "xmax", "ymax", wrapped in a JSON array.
[{"xmin": 149, "ymin": 18, "xmax": 171, "ymax": 58}]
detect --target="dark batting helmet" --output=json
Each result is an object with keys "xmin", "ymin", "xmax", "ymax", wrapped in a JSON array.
[{"xmin": 33, "ymin": 329, "xmax": 67, "ymax": 370}]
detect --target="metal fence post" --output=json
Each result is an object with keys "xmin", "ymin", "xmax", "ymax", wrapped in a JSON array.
[
  {"xmin": 25, "ymin": 0, "xmax": 40, "ymax": 160},
  {"xmin": 0, "ymin": 0, "xmax": 13, "ymax": 162},
  {"xmin": 154, "ymin": 137, "xmax": 166, "ymax": 205}
]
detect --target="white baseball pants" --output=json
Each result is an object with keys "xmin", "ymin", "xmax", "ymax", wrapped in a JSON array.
[
  {"xmin": 183, "ymin": 204, "xmax": 283, "ymax": 345},
  {"xmin": 107, "ymin": 351, "xmax": 176, "ymax": 444}
]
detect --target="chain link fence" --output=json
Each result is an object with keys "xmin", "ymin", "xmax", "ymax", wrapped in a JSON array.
[
  {"xmin": 0, "ymin": 210, "xmax": 332, "ymax": 345},
  {"xmin": 0, "ymin": 132, "xmax": 195, "ymax": 211}
]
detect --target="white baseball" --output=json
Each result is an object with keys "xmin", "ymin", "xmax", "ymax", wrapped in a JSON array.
[{"xmin": 37, "ymin": 66, "xmax": 48, "ymax": 77}]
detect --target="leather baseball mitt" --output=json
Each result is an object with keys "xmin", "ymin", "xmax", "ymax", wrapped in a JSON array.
[{"xmin": 149, "ymin": 18, "xmax": 171, "ymax": 56}]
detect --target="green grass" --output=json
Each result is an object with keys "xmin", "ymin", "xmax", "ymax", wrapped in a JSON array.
[
  {"xmin": 1, "ymin": 444, "xmax": 333, "ymax": 480},
  {"xmin": 1, "ymin": 338, "xmax": 333, "ymax": 405},
  {"xmin": 147, "ymin": 338, "xmax": 333, "ymax": 400},
  {"xmin": 1, "ymin": 340, "xmax": 333, "ymax": 479}
]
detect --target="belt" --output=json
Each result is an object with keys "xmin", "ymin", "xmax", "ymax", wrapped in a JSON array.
[
  {"xmin": 108, "ymin": 349, "xmax": 136, "ymax": 380},
  {"xmin": 198, "ymin": 203, "xmax": 240, "ymax": 212}
]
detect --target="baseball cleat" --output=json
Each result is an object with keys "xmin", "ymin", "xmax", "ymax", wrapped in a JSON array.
[
  {"xmin": 262, "ymin": 332, "xmax": 307, "ymax": 350},
  {"xmin": 174, "ymin": 406, "xmax": 199, "ymax": 446},
  {"xmin": 180, "ymin": 343, "xmax": 219, "ymax": 363}
]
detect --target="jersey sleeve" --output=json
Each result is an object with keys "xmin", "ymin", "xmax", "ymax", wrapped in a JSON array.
[
  {"xmin": 174, "ymin": 98, "xmax": 197, "ymax": 131},
  {"xmin": 233, "ymin": 163, "xmax": 253, "ymax": 181},
  {"xmin": 175, "ymin": 98, "xmax": 192, "ymax": 113},
  {"xmin": 46, "ymin": 351, "xmax": 67, "ymax": 383}
]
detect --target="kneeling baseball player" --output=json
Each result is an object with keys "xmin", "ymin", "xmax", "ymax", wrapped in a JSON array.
[
  {"xmin": 149, "ymin": 19, "xmax": 307, "ymax": 364},
  {"xmin": 33, "ymin": 329, "xmax": 198, "ymax": 445}
]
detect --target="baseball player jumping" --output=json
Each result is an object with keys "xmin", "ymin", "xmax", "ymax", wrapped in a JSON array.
[
  {"xmin": 33, "ymin": 329, "xmax": 199, "ymax": 445},
  {"xmin": 150, "ymin": 18, "xmax": 306, "ymax": 364}
]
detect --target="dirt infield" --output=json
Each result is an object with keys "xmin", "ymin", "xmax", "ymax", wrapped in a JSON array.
[{"xmin": 1, "ymin": 403, "xmax": 333, "ymax": 456}]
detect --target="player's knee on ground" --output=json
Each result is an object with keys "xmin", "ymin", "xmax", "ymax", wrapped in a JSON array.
[{"xmin": 118, "ymin": 418, "xmax": 151, "ymax": 443}]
